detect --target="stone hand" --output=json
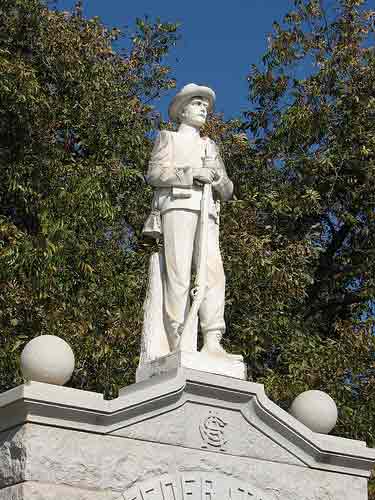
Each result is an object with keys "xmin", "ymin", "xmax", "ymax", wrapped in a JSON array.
[
  {"xmin": 193, "ymin": 167, "xmax": 216, "ymax": 184},
  {"xmin": 202, "ymin": 157, "xmax": 221, "ymax": 182}
]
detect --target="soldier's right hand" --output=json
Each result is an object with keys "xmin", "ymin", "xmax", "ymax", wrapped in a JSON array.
[{"xmin": 193, "ymin": 167, "xmax": 216, "ymax": 184}]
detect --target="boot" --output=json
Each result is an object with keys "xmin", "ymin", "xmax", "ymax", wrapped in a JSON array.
[{"xmin": 201, "ymin": 330, "xmax": 227, "ymax": 355}]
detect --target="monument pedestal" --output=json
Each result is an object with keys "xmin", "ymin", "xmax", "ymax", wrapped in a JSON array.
[
  {"xmin": 0, "ymin": 367, "xmax": 374, "ymax": 500},
  {"xmin": 136, "ymin": 350, "xmax": 246, "ymax": 382}
]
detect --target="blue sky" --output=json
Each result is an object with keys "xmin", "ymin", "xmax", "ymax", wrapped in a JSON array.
[{"xmin": 55, "ymin": 0, "xmax": 293, "ymax": 120}]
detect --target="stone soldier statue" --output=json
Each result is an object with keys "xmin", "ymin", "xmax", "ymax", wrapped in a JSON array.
[{"xmin": 139, "ymin": 83, "xmax": 234, "ymax": 364}]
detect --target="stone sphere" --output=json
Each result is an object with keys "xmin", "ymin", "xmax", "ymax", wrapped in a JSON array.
[
  {"xmin": 20, "ymin": 335, "xmax": 75, "ymax": 385},
  {"xmin": 289, "ymin": 390, "xmax": 338, "ymax": 434}
]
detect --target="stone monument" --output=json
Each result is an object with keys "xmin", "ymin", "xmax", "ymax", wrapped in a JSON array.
[
  {"xmin": 138, "ymin": 83, "xmax": 245, "ymax": 381},
  {"xmin": 0, "ymin": 85, "xmax": 374, "ymax": 500},
  {"xmin": 0, "ymin": 368, "xmax": 375, "ymax": 499}
]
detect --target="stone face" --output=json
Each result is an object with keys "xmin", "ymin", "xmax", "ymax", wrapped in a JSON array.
[
  {"xmin": 0, "ymin": 369, "xmax": 374, "ymax": 500},
  {"xmin": 0, "ymin": 482, "xmax": 117, "ymax": 500},
  {"xmin": 0, "ymin": 424, "xmax": 368, "ymax": 500},
  {"xmin": 112, "ymin": 401, "xmax": 303, "ymax": 466},
  {"xmin": 0, "ymin": 427, "xmax": 26, "ymax": 488}
]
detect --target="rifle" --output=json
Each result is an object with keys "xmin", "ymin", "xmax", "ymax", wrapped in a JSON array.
[{"xmin": 178, "ymin": 144, "xmax": 213, "ymax": 351}]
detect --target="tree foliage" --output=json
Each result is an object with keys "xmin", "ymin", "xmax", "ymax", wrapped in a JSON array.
[{"xmin": 0, "ymin": 0, "xmax": 177, "ymax": 396}]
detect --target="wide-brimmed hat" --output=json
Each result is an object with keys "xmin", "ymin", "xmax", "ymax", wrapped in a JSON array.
[{"xmin": 168, "ymin": 83, "xmax": 216, "ymax": 123}]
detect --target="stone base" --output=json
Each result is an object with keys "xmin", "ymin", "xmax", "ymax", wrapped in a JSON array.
[
  {"xmin": 0, "ymin": 371, "xmax": 374, "ymax": 500},
  {"xmin": 136, "ymin": 350, "xmax": 246, "ymax": 382}
]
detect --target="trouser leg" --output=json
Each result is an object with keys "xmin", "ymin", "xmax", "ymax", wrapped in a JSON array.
[{"xmin": 162, "ymin": 210, "xmax": 198, "ymax": 350}]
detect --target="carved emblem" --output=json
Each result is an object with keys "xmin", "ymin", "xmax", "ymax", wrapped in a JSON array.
[{"xmin": 200, "ymin": 411, "xmax": 227, "ymax": 449}]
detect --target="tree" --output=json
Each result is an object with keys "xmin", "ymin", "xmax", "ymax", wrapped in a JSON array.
[{"xmin": 0, "ymin": 0, "xmax": 178, "ymax": 396}]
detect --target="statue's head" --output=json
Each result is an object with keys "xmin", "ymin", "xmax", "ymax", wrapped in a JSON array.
[
  {"xmin": 168, "ymin": 83, "xmax": 215, "ymax": 127},
  {"xmin": 179, "ymin": 96, "xmax": 209, "ymax": 128}
]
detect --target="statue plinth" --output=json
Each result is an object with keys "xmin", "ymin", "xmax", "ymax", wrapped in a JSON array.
[
  {"xmin": 1, "ymin": 370, "xmax": 374, "ymax": 500},
  {"xmin": 136, "ymin": 350, "xmax": 246, "ymax": 382}
]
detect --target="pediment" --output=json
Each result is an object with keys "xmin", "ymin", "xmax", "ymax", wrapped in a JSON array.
[
  {"xmin": 108, "ymin": 368, "xmax": 375, "ymax": 477},
  {"xmin": 0, "ymin": 367, "xmax": 374, "ymax": 478},
  {"xmin": 111, "ymin": 399, "xmax": 303, "ymax": 466}
]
